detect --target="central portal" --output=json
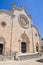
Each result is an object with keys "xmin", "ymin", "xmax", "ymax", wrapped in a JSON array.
[
  {"xmin": 0, "ymin": 44, "xmax": 3, "ymax": 55},
  {"xmin": 21, "ymin": 42, "xmax": 26, "ymax": 53}
]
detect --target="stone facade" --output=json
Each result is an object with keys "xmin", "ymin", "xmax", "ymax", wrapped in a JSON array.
[{"xmin": 0, "ymin": 4, "xmax": 41, "ymax": 58}]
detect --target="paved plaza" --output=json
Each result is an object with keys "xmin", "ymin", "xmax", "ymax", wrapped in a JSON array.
[{"xmin": 0, "ymin": 55, "xmax": 43, "ymax": 65}]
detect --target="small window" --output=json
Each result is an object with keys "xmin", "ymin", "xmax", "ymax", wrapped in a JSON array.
[
  {"xmin": 42, "ymin": 46, "xmax": 43, "ymax": 49},
  {"xmin": 35, "ymin": 33, "xmax": 37, "ymax": 36}
]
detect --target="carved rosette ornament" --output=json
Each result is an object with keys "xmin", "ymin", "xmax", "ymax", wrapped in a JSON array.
[{"xmin": 18, "ymin": 14, "xmax": 29, "ymax": 29}]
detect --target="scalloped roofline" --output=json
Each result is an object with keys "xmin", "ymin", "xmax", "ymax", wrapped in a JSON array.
[
  {"xmin": 0, "ymin": 9, "xmax": 12, "ymax": 16},
  {"xmin": 0, "ymin": 3, "xmax": 32, "ymax": 20}
]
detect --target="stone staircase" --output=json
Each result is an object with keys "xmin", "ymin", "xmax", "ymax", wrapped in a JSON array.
[
  {"xmin": 0, "ymin": 52, "xmax": 42, "ymax": 61},
  {"xmin": 18, "ymin": 52, "xmax": 42, "ymax": 61}
]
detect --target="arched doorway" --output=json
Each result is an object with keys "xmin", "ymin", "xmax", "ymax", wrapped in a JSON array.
[
  {"xmin": 0, "ymin": 44, "xmax": 3, "ymax": 55},
  {"xmin": 19, "ymin": 32, "xmax": 30, "ymax": 53},
  {"xmin": 36, "ymin": 43, "xmax": 39, "ymax": 52},
  {"xmin": 0, "ymin": 37, "xmax": 5, "ymax": 55},
  {"xmin": 21, "ymin": 42, "xmax": 26, "ymax": 53}
]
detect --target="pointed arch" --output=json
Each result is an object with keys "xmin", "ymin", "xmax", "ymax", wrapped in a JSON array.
[
  {"xmin": 21, "ymin": 32, "xmax": 29, "ymax": 43},
  {"xmin": 19, "ymin": 32, "xmax": 30, "ymax": 53}
]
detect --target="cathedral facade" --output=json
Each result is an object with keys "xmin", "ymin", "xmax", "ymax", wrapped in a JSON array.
[{"xmin": 0, "ymin": 4, "xmax": 41, "ymax": 57}]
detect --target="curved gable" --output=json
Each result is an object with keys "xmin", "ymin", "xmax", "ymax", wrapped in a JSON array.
[{"xmin": 32, "ymin": 24, "xmax": 40, "ymax": 37}]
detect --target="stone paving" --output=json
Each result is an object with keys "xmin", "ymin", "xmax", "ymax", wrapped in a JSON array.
[
  {"xmin": 0, "ymin": 54, "xmax": 43, "ymax": 65},
  {"xmin": 0, "ymin": 57, "xmax": 43, "ymax": 65}
]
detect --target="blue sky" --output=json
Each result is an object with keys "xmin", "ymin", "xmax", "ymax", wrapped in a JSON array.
[{"xmin": 0, "ymin": 0, "xmax": 43, "ymax": 37}]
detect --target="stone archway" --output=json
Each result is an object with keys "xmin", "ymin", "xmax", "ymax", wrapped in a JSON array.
[
  {"xmin": 19, "ymin": 32, "xmax": 30, "ymax": 53},
  {"xmin": 0, "ymin": 36, "xmax": 6, "ymax": 55}
]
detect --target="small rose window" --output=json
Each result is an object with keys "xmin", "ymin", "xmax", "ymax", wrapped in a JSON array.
[{"xmin": 1, "ymin": 21, "xmax": 6, "ymax": 27}]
